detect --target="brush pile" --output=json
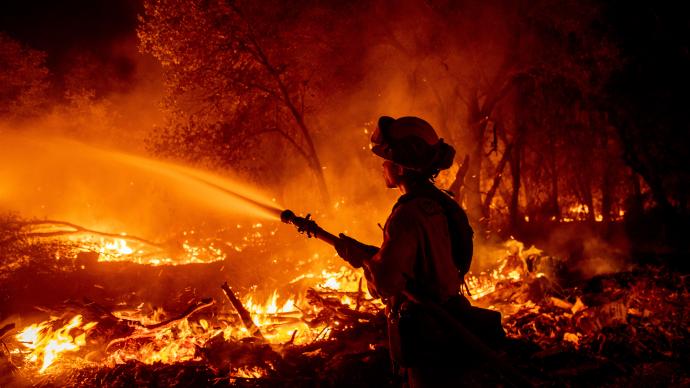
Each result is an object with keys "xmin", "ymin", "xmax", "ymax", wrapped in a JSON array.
[{"xmin": 1, "ymin": 218, "xmax": 689, "ymax": 387}]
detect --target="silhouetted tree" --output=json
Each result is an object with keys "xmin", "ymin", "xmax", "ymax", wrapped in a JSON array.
[
  {"xmin": 0, "ymin": 33, "xmax": 49, "ymax": 119},
  {"xmin": 139, "ymin": 0, "xmax": 330, "ymax": 201}
]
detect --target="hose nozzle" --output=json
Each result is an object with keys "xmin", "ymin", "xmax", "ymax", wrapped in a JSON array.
[
  {"xmin": 280, "ymin": 209, "xmax": 338, "ymax": 246},
  {"xmin": 280, "ymin": 209, "xmax": 296, "ymax": 224}
]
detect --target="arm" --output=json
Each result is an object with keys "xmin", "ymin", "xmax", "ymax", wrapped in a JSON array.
[
  {"xmin": 335, "ymin": 234, "xmax": 379, "ymax": 267},
  {"xmin": 334, "ymin": 235, "xmax": 382, "ymax": 298}
]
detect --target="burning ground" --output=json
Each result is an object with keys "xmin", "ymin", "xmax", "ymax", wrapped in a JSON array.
[
  {"xmin": 2, "ymin": 0, "xmax": 690, "ymax": 386},
  {"xmin": 1, "ymin": 217, "xmax": 688, "ymax": 387}
]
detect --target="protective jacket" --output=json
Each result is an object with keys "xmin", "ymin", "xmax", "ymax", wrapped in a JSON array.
[
  {"xmin": 356, "ymin": 183, "xmax": 482, "ymax": 369},
  {"xmin": 363, "ymin": 183, "xmax": 466, "ymax": 302}
]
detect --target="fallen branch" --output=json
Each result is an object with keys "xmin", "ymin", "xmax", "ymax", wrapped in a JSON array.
[
  {"xmin": 16, "ymin": 220, "xmax": 164, "ymax": 249},
  {"xmin": 144, "ymin": 298, "xmax": 215, "ymax": 330},
  {"xmin": 105, "ymin": 298, "xmax": 215, "ymax": 351},
  {"xmin": 221, "ymin": 281, "xmax": 264, "ymax": 340},
  {"xmin": 306, "ymin": 289, "xmax": 376, "ymax": 321}
]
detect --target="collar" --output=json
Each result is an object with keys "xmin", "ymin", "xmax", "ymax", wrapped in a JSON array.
[{"xmin": 395, "ymin": 182, "xmax": 440, "ymax": 207}]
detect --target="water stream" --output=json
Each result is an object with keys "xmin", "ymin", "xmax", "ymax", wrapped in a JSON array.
[{"xmin": 0, "ymin": 134, "xmax": 283, "ymax": 234}]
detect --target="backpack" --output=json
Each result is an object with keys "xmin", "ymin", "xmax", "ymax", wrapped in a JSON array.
[
  {"xmin": 395, "ymin": 185, "xmax": 474, "ymax": 281},
  {"xmin": 422, "ymin": 187, "xmax": 474, "ymax": 278}
]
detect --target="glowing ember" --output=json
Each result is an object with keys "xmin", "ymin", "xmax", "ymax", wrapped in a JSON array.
[
  {"xmin": 465, "ymin": 239, "xmax": 540, "ymax": 300},
  {"xmin": 106, "ymin": 318, "xmax": 208, "ymax": 365},
  {"xmin": 16, "ymin": 315, "xmax": 98, "ymax": 373},
  {"xmin": 233, "ymin": 366, "xmax": 268, "ymax": 378},
  {"xmin": 104, "ymin": 238, "xmax": 133, "ymax": 255},
  {"xmin": 10, "ymin": 222, "xmax": 543, "ymax": 377}
]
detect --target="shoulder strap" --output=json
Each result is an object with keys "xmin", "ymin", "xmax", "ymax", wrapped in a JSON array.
[
  {"xmin": 436, "ymin": 193, "xmax": 474, "ymax": 278},
  {"xmin": 399, "ymin": 186, "xmax": 474, "ymax": 278}
]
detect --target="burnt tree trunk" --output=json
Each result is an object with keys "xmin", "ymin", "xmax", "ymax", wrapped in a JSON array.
[
  {"xmin": 482, "ymin": 141, "xmax": 514, "ymax": 219},
  {"xmin": 465, "ymin": 91, "xmax": 486, "ymax": 224},
  {"xmin": 617, "ymin": 124, "xmax": 673, "ymax": 215},
  {"xmin": 231, "ymin": 4, "xmax": 330, "ymax": 204},
  {"xmin": 548, "ymin": 130, "xmax": 561, "ymax": 220},
  {"xmin": 582, "ymin": 177, "xmax": 596, "ymax": 224},
  {"xmin": 601, "ymin": 168, "xmax": 613, "ymax": 233},
  {"xmin": 509, "ymin": 127, "xmax": 525, "ymax": 233},
  {"xmin": 449, "ymin": 154, "xmax": 470, "ymax": 204}
]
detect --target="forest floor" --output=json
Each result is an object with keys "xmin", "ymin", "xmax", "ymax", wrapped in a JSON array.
[{"xmin": 1, "ymin": 235, "xmax": 689, "ymax": 387}]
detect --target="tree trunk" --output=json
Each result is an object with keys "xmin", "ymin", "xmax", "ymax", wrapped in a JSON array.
[
  {"xmin": 247, "ymin": 30, "xmax": 330, "ymax": 204},
  {"xmin": 449, "ymin": 154, "xmax": 470, "ymax": 203},
  {"xmin": 582, "ymin": 178, "xmax": 596, "ymax": 224},
  {"xmin": 276, "ymin": 78, "xmax": 329, "ymax": 205},
  {"xmin": 548, "ymin": 131, "xmax": 560, "ymax": 220},
  {"xmin": 616, "ymin": 125, "xmax": 673, "ymax": 214},
  {"xmin": 601, "ymin": 151, "xmax": 613, "ymax": 225},
  {"xmin": 509, "ymin": 130, "xmax": 524, "ymax": 233},
  {"xmin": 465, "ymin": 93, "xmax": 486, "ymax": 224},
  {"xmin": 482, "ymin": 141, "xmax": 514, "ymax": 218}
]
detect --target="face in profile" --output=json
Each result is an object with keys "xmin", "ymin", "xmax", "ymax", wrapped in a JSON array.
[{"xmin": 382, "ymin": 160, "xmax": 402, "ymax": 189}]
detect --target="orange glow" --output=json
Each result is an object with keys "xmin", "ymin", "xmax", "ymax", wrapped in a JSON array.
[
  {"xmin": 16, "ymin": 315, "xmax": 97, "ymax": 373},
  {"xmin": 12, "ymin": 223, "xmax": 541, "ymax": 375}
]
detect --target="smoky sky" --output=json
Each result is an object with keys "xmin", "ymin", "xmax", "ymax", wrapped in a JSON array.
[{"xmin": 0, "ymin": 0, "xmax": 141, "ymax": 78}]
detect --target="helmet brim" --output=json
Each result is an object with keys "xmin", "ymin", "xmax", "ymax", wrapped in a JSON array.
[{"xmin": 371, "ymin": 143, "xmax": 392, "ymax": 161}]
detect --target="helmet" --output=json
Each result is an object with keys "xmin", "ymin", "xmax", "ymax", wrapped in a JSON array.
[{"xmin": 371, "ymin": 116, "xmax": 455, "ymax": 173}]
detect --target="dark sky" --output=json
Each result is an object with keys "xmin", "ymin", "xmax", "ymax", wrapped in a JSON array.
[
  {"xmin": 0, "ymin": 0, "xmax": 140, "ymax": 66},
  {"xmin": 0, "ymin": 0, "xmax": 147, "ymax": 96}
]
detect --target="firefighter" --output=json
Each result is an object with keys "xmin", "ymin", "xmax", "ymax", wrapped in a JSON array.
[{"xmin": 334, "ymin": 116, "xmax": 495, "ymax": 387}]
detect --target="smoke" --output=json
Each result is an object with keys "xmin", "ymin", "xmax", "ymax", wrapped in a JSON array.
[
  {"xmin": 540, "ymin": 224, "xmax": 632, "ymax": 281},
  {"xmin": 275, "ymin": 2, "xmax": 500, "ymax": 245},
  {"xmin": 293, "ymin": 1, "xmax": 633, "ymax": 278},
  {"xmin": 0, "ymin": 34, "xmax": 286, "ymax": 240},
  {"xmin": 0, "ymin": 1, "xmax": 633, "ymax": 285}
]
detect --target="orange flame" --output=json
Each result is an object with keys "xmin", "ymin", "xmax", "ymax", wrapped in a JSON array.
[{"xmin": 16, "ymin": 315, "xmax": 97, "ymax": 373}]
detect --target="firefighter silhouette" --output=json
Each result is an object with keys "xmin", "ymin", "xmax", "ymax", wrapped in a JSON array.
[{"xmin": 335, "ymin": 116, "xmax": 505, "ymax": 387}]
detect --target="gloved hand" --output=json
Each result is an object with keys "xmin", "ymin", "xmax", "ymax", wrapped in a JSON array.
[{"xmin": 335, "ymin": 233, "xmax": 378, "ymax": 268}]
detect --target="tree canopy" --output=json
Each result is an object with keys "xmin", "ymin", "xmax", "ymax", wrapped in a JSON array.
[
  {"xmin": 0, "ymin": 32, "xmax": 49, "ymax": 119},
  {"xmin": 138, "ymin": 0, "xmax": 690, "ymax": 232}
]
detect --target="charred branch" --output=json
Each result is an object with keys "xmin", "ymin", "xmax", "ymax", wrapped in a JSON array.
[
  {"xmin": 105, "ymin": 298, "xmax": 215, "ymax": 351},
  {"xmin": 12, "ymin": 220, "xmax": 164, "ymax": 250},
  {"xmin": 221, "ymin": 281, "xmax": 264, "ymax": 340}
]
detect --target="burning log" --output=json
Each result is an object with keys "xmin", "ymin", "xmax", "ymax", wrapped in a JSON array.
[{"xmin": 221, "ymin": 281, "xmax": 264, "ymax": 340}]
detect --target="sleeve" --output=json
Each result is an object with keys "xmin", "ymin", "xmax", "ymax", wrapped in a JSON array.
[{"xmin": 363, "ymin": 205, "xmax": 420, "ymax": 298}]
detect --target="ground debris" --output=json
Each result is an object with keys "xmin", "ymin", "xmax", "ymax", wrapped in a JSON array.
[
  {"xmin": 493, "ymin": 265, "xmax": 690, "ymax": 385},
  {"xmin": 3, "ymin": 229, "xmax": 688, "ymax": 387}
]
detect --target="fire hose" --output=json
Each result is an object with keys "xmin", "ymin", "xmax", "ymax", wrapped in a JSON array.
[{"xmin": 281, "ymin": 209, "xmax": 533, "ymax": 387}]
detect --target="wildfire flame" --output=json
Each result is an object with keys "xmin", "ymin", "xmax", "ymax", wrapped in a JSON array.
[
  {"xmin": 465, "ymin": 239, "xmax": 537, "ymax": 299},
  {"xmin": 16, "ymin": 315, "xmax": 98, "ymax": 373},
  {"xmin": 10, "ymin": 227, "xmax": 541, "ymax": 379}
]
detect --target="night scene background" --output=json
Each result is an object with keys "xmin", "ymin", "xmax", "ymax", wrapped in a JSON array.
[{"xmin": 0, "ymin": 1, "xmax": 688, "ymax": 387}]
